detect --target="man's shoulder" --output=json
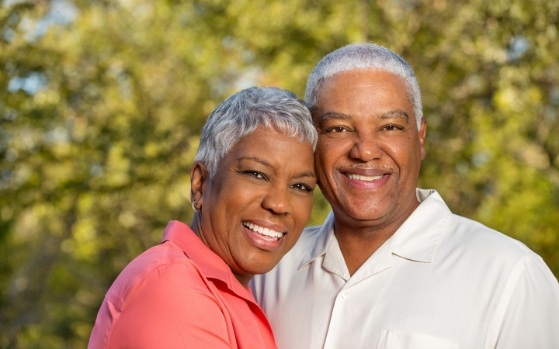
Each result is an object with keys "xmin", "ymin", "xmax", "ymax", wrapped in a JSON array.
[
  {"xmin": 445, "ymin": 213, "xmax": 540, "ymax": 263},
  {"xmin": 289, "ymin": 224, "xmax": 326, "ymax": 254},
  {"xmin": 253, "ymin": 224, "xmax": 326, "ymax": 282},
  {"xmin": 302, "ymin": 224, "xmax": 323, "ymax": 237},
  {"xmin": 418, "ymin": 188, "xmax": 537, "ymax": 260},
  {"xmin": 275, "ymin": 224, "xmax": 321, "ymax": 261}
]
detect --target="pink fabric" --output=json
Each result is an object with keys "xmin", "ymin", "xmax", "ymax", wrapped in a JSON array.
[{"xmin": 88, "ymin": 220, "xmax": 277, "ymax": 349}]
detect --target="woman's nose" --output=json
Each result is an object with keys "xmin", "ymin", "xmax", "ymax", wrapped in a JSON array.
[{"xmin": 261, "ymin": 185, "xmax": 289, "ymax": 215}]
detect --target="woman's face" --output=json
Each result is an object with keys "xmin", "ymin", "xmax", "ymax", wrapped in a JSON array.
[{"xmin": 192, "ymin": 126, "xmax": 316, "ymax": 286}]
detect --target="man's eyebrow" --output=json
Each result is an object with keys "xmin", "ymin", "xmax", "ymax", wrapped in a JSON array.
[
  {"xmin": 318, "ymin": 112, "xmax": 351, "ymax": 121},
  {"xmin": 317, "ymin": 110, "xmax": 409, "ymax": 124},
  {"xmin": 378, "ymin": 109, "xmax": 409, "ymax": 122}
]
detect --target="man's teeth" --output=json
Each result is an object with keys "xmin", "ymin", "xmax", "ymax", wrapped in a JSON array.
[
  {"xmin": 347, "ymin": 173, "xmax": 384, "ymax": 182},
  {"xmin": 243, "ymin": 222, "xmax": 283, "ymax": 239}
]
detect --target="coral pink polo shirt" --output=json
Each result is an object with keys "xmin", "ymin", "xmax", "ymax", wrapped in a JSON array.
[{"xmin": 88, "ymin": 220, "xmax": 277, "ymax": 349}]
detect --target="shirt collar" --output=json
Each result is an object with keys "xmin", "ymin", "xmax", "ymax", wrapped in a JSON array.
[
  {"xmin": 161, "ymin": 220, "xmax": 248, "ymax": 294},
  {"xmin": 299, "ymin": 212, "xmax": 336, "ymax": 269},
  {"xmin": 391, "ymin": 189, "xmax": 451, "ymax": 263},
  {"xmin": 300, "ymin": 189, "xmax": 452, "ymax": 268}
]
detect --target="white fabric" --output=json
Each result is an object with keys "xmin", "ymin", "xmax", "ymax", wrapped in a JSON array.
[{"xmin": 251, "ymin": 189, "xmax": 559, "ymax": 349}]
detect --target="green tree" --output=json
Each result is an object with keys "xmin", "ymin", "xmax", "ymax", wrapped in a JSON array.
[{"xmin": 1, "ymin": 0, "xmax": 557, "ymax": 348}]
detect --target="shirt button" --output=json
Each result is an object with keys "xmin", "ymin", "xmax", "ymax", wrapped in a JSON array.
[{"xmin": 341, "ymin": 291, "xmax": 350, "ymax": 298}]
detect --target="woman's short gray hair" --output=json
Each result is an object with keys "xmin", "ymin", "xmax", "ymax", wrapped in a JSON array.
[
  {"xmin": 195, "ymin": 86, "xmax": 317, "ymax": 179},
  {"xmin": 305, "ymin": 43, "xmax": 423, "ymax": 129}
]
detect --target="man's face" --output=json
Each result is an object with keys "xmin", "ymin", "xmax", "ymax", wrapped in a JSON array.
[{"xmin": 313, "ymin": 69, "xmax": 427, "ymax": 230}]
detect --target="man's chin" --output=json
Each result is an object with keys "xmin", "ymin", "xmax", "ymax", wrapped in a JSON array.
[{"xmin": 333, "ymin": 205, "xmax": 387, "ymax": 223}]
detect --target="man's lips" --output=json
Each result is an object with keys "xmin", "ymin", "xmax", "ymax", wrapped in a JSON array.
[
  {"xmin": 339, "ymin": 165, "xmax": 393, "ymax": 185},
  {"xmin": 346, "ymin": 173, "xmax": 385, "ymax": 182},
  {"xmin": 342, "ymin": 165, "xmax": 392, "ymax": 176}
]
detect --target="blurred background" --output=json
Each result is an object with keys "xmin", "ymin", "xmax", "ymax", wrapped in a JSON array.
[{"xmin": 1, "ymin": 0, "xmax": 558, "ymax": 347}]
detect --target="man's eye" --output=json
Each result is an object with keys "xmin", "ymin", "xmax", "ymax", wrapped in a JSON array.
[
  {"xmin": 382, "ymin": 124, "xmax": 404, "ymax": 131},
  {"xmin": 325, "ymin": 126, "xmax": 350, "ymax": 133}
]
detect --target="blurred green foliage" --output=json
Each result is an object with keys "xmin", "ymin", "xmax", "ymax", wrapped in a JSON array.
[{"xmin": 1, "ymin": 0, "xmax": 558, "ymax": 347}]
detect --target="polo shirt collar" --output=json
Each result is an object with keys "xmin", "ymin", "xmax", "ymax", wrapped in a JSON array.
[
  {"xmin": 161, "ymin": 220, "xmax": 248, "ymax": 295},
  {"xmin": 300, "ymin": 189, "xmax": 452, "ymax": 270}
]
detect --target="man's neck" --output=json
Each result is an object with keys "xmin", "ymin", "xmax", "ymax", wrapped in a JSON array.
[
  {"xmin": 333, "ymin": 198, "xmax": 420, "ymax": 276},
  {"xmin": 334, "ymin": 225, "xmax": 395, "ymax": 276}
]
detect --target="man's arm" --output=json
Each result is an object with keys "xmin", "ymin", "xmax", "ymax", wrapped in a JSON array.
[{"xmin": 491, "ymin": 254, "xmax": 559, "ymax": 348}]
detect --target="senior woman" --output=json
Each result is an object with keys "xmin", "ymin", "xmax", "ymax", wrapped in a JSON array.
[{"xmin": 88, "ymin": 86, "xmax": 317, "ymax": 349}]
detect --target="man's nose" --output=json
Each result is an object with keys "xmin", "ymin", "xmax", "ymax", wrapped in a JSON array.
[{"xmin": 349, "ymin": 133, "xmax": 383, "ymax": 162}]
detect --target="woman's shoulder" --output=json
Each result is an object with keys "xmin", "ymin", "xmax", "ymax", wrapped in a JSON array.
[{"xmin": 105, "ymin": 242, "xmax": 208, "ymax": 308}]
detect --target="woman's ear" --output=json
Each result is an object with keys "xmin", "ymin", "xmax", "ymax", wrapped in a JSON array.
[{"xmin": 190, "ymin": 162, "xmax": 208, "ymax": 211}]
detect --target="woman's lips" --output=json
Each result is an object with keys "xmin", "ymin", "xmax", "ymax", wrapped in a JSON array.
[
  {"xmin": 242, "ymin": 221, "xmax": 287, "ymax": 251},
  {"xmin": 243, "ymin": 222, "xmax": 284, "ymax": 239}
]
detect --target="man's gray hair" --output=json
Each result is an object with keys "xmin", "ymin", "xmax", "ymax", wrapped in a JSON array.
[
  {"xmin": 195, "ymin": 86, "xmax": 317, "ymax": 179},
  {"xmin": 305, "ymin": 43, "xmax": 423, "ymax": 129}
]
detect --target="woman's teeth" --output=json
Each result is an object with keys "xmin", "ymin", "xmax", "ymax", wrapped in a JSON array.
[{"xmin": 243, "ymin": 222, "xmax": 283, "ymax": 239}]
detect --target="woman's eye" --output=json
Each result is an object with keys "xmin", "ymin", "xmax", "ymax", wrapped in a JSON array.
[
  {"xmin": 242, "ymin": 171, "xmax": 267, "ymax": 180},
  {"xmin": 291, "ymin": 183, "xmax": 314, "ymax": 193}
]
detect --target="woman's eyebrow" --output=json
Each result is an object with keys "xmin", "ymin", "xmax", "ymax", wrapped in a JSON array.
[{"xmin": 238, "ymin": 156, "xmax": 273, "ymax": 168}]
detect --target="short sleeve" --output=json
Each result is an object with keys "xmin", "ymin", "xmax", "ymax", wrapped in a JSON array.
[
  {"xmin": 492, "ymin": 255, "xmax": 559, "ymax": 348},
  {"xmin": 106, "ymin": 262, "xmax": 235, "ymax": 349}
]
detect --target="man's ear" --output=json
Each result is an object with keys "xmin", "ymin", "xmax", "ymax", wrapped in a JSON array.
[
  {"xmin": 190, "ymin": 162, "xmax": 209, "ymax": 211},
  {"xmin": 418, "ymin": 118, "xmax": 427, "ymax": 160}
]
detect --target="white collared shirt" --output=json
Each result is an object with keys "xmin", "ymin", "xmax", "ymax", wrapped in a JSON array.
[{"xmin": 251, "ymin": 189, "xmax": 559, "ymax": 349}]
